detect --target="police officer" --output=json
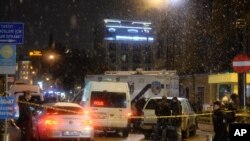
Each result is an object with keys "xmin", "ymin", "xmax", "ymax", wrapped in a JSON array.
[
  {"xmin": 155, "ymin": 96, "xmax": 171, "ymax": 140},
  {"xmin": 212, "ymin": 101, "xmax": 228, "ymax": 141},
  {"xmin": 228, "ymin": 93, "xmax": 239, "ymax": 123},
  {"xmin": 167, "ymin": 97, "xmax": 182, "ymax": 141},
  {"xmin": 17, "ymin": 90, "xmax": 32, "ymax": 141}
]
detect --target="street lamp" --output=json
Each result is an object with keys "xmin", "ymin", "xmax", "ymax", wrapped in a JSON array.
[
  {"xmin": 49, "ymin": 54, "xmax": 55, "ymax": 61},
  {"xmin": 236, "ymin": 18, "xmax": 247, "ymax": 109}
]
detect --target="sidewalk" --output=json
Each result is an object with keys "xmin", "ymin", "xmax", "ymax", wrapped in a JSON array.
[{"xmin": 198, "ymin": 122, "xmax": 214, "ymax": 132}]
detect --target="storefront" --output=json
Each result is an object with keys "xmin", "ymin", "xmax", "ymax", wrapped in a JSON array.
[{"xmin": 208, "ymin": 73, "xmax": 250, "ymax": 100}]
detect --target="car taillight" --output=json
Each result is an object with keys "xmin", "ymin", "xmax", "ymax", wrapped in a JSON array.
[
  {"xmin": 45, "ymin": 119, "xmax": 58, "ymax": 125},
  {"xmin": 127, "ymin": 112, "xmax": 132, "ymax": 117},
  {"xmin": 84, "ymin": 110, "xmax": 90, "ymax": 115}
]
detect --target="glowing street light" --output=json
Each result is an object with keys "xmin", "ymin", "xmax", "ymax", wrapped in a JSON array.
[{"xmin": 49, "ymin": 54, "xmax": 55, "ymax": 60}]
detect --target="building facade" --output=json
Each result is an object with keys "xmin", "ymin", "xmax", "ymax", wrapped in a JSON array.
[{"xmin": 103, "ymin": 19, "xmax": 154, "ymax": 71}]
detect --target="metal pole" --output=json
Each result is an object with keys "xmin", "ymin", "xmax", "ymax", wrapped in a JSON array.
[
  {"xmin": 4, "ymin": 74, "xmax": 9, "ymax": 141},
  {"xmin": 236, "ymin": 18, "xmax": 247, "ymax": 109}
]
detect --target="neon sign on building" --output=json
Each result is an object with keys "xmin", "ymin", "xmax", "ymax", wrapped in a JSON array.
[{"xmin": 104, "ymin": 19, "xmax": 154, "ymax": 42}]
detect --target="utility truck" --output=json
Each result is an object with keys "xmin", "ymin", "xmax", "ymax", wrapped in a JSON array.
[{"xmin": 85, "ymin": 69, "xmax": 179, "ymax": 103}]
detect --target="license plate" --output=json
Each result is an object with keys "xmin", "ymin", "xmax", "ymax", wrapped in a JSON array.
[
  {"xmin": 62, "ymin": 131, "xmax": 79, "ymax": 136},
  {"xmin": 92, "ymin": 113, "xmax": 106, "ymax": 119}
]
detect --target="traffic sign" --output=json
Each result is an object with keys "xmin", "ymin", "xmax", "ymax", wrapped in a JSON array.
[
  {"xmin": 233, "ymin": 54, "xmax": 250, "ymax": 73},
  {"xmin": 0, "ymin": 22, "xmax": 24, "ymax": 44},
  {"xmin": 0, "ymin": 96, "xmax": 15, "ymax": 119},
  {"xmin": 0, "ymin": 44, "xmax": 16, "ymax": 74}
]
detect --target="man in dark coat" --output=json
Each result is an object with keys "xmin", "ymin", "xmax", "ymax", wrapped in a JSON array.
[
  {"xmin": 212, "ymin": 101, "xmax": 228, "ymax": 141},
  {"xmin": 155, "ymin": 96, "xmax": 171, "ymax": 140},
  {"xmin": 167, "ymin": 97, "xmax": 182, "ymax": 141},
  {"xmin": 17, "ymin": 90, "xmax": 32, "ymax": 141},
  {"xmin": 228, "ymin": 93, "xmax": 239, "ymax": 123}
]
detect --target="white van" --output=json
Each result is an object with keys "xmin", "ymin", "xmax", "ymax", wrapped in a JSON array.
[
  {"xmin": 80, "ymin": 81, "xmax": 131, "ymax": 137},
  {"xmin": 9, "ymin": 84, "xmax": 44, "ymax": 118}
]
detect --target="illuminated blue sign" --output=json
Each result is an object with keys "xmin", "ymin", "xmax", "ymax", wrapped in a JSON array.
[
  {"xmin": 0, "ymin": 22, "xmax": 24, "ymax": 44},
  {"xmin": 104, "ymin": 19, "xmax": 154, "ymax": 42},
  {"xmin": 0, "ymin": 96, "xmax": 15, "ymax": 119}
]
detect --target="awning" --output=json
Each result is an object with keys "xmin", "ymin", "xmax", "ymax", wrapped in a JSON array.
[{"xmin": 208, "ymin": 73, "xmax": 250, "ymax": 84}]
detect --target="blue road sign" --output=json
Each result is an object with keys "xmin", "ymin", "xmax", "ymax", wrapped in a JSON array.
[
  {"xmin": 0, "ymin": 22, "xmax": 24, "ymax": 44},
  {"xmin": 0, "ymin": 45, "xmax": 16, "ymax": 74},
  {"xmin": 0, "ymin": 96, "xmax": 15, "ymax": 119}
]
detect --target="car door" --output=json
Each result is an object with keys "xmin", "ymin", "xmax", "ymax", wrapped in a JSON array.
[{"xmin": 143, "ymin": 98, "xmax": 160, "ymax": 125}]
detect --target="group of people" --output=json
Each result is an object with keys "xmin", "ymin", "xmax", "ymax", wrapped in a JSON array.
[
  {"xmin": 212, "ymin": 93, "xmax": 240, "ymax": 141},
  {"xmin": 155, "ymin": 96, "xmax": 182, "ymax": 141}
]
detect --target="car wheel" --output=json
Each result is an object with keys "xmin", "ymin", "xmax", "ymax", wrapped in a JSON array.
[
  {"xmin": 182, "ymin": 125, "xmax": 190, "ymax": 139},
  {"xmin": 32, "ymin": 130, "xmax": 39, "ymax": 141},
  {"xmin": 122, "ymin": 128, "xmax": 129, "ymax": 138},
  {"xmin": 190, "ymin": 124, "xmax": 197, "ymax": 136},
  {"xmin": 143, "ymin": 130, "xmax": 152, "ymax": 139}
]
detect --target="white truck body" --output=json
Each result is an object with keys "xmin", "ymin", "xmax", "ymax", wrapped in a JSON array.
[
  {"xmin": 81, "ymin": 81, "xmax": 131, "ymax": 137},
  {"xmin": 85, "ymin": 70, "xmax": 179, "ymax": 103},
  {"xmin": 8, "ymin": 84, "xmax": 44, "ymax": 118}
]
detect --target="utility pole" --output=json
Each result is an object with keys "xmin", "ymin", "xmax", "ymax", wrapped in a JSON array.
[{"xmin": 236, "ymin": 18, "xmax": 247, "ymax": 109}]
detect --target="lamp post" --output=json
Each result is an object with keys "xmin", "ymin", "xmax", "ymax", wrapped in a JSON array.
[
  {"xmin": 236, "ymin": 18, "xmax": 247, "ymax": 109},
  {"xmin": 48, "ymin": 54, "xmax": 55, "ymax": 74},
  {"xmin": 46, "ymin": 53, "xmax": 56, "ymax": 90}
]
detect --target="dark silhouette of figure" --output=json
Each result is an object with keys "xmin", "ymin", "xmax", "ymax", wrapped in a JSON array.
[
  {"xmin": 212, "ymin": 101, "xmax": 228, "ymax": 141},
  {"xmin": 17, "ymin": 91, "xmax": 32, "ymax": 141},
  {"xmin": 167, "ymin": 97, "xmax": 182, "ymax": 141},
  {"xmin": 228, "ymin": 93, "xmax": 239, "ymax": 123},
  {"xmin": 155, "ymin": 96, "xmax": 171, "ymax": 140}
]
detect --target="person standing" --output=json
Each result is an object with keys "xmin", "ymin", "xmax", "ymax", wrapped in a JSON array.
[
  {"xmin": 228, "ymin": 93, "xmax": 239, "ymax": 123},
  {"xmin": 135, "ymin": 97, "xmax": 146, "ymax": 131},
  {"xmin": 167, "ymin": 97, "xmax": 182, "ymax": 141},
  {"xmin": 212, "ymin": 101, "xmax": 228, "ymax": 141},
  {"xmin": 17, "ymin": 90, "xmax": 33, "ymax": 141},
  {"xmin": 221, "ymin": 96, "xmax": 229, "ymax": 110},
  {"xmin": 155, "ymin": 96, "xmax": 171, "ymax": 141}
]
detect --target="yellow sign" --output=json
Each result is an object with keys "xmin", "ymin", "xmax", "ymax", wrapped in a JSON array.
[{"xmin": 29, "ymin": 50, "xmax": 42, "ymax": 56}]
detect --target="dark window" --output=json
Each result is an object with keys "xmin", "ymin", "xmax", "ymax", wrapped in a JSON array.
[
  {"xmin": 145, "ymin": 99, "xmax": 160, "ymax": 109},
  {"xmin": 145, "ymin": 99, "xmax": 171, "ymax": 110},
  {"xmin": 109, "ymin": 43, "xmax": 116, "ymax": 51},
  {"xmin": 133, "ymin": 44, "xmax": 141, "ymax": 52},
  {"xmin": 109, "ymin": 54, "xmax": 116, "ymax": 63},
  {"xmin": 121, "ymin": 66, "xmax": 128, "ymax": 71},
  {"xmin": 145, "ymin": 56, "xmax": 152, "ymax": 63},
  {"xmin": 121, "ymin": 53, "xmax": 128, "ymax": 63},
  {"xmin": 145, "ymin": 45, "xmax": 151, "ymax": 52},
  {"xmin": 30, "ymin": 95, "xmax": 41, "ymax": 103},
  {"xmin": 133, "ymin": 54, "xmax": 141, "ymax": 63},
  {"xmin": 121, "ymin": 43, "xmax": 129, "ymax": 51},
  {"xmin": 90, "ymin": 91, "xmax": 127, "ymax": 108}
]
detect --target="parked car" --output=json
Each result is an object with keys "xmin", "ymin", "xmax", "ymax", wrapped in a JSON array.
[
  {"xmin": 33, "ymin": 102, "xmax": 94, "ymax": 141},
  {"xmin": 140, "ymin": 96, "xmax": 197, "ymax": 139}
]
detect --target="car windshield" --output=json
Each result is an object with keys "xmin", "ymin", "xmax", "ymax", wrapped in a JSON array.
[
  {"xmin": 145, "ymin": 99, "xmax": 172, "ymax": 109},
  {"xmin": 46, "ymin": 106, "xmax": 84, "ymax": 115}
]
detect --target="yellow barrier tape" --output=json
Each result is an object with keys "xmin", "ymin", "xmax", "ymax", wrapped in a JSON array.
[{"xmin": 17, "ymin": 100, "xmax": 250, "ymax": 119}]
